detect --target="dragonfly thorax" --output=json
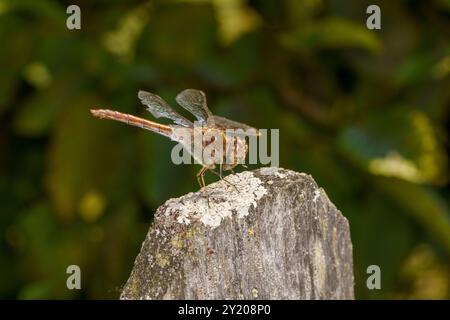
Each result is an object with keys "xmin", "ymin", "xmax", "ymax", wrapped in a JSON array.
[
  {"xmin": 175, "ymin": 127, "xmax": 248, "ymax": 170},
  {"xmin": 222, "ymin": 135, "xmax": 248, "ymax": 171}
]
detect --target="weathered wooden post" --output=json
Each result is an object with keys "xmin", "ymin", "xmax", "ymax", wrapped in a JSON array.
[{"xmin": 120, "ymin": 167, "xmax": 354, "ymax": 299}]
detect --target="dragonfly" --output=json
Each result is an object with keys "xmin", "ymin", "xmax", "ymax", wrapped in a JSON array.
[{"xmin": 90, "ymin": 89, "xmax": 259, "ymax": 188}]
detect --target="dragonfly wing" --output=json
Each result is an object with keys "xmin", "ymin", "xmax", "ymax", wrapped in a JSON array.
[
  {"xmin": 175, "ymin": 89, "xmax": 212, "ymax": 125},
  {"xmin": 210, "ymin": 115, "xmax": 260, "ymax": 136},
  {"xmin": 138, "ymin": 90, "xmax": 193, "ymax": 127}
]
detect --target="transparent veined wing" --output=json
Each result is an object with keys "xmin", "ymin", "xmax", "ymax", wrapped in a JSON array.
[
  {"xmin": 175, "ymin": 89, "xmax": 212, "ymax": 125},
  {"xmin": 210, "ymin": 115, "xmax": 260, "ymax": 136},
  {"xmin": 138, "ymin": 90, "xmax": 193, "ymax": 127}
]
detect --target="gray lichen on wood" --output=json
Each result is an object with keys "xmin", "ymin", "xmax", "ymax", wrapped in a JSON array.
[{"xmin": 120, "ymin": 167, "xmax": 354, "ymax": 300}]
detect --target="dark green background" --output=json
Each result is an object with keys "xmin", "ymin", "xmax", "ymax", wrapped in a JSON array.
[{"xmin": 0, "ymin": 0, "xmax": 449, "ymax": 299}]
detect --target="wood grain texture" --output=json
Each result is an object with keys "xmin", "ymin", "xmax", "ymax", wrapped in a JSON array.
[{"xmin": 120, "ymin": 167, "xmax": 354, "ymax": 300}]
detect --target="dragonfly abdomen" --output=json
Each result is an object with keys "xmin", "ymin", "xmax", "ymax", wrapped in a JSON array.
[{"xmin": 90, "ymin": 109, "xmax": 173, "ymax": 138}]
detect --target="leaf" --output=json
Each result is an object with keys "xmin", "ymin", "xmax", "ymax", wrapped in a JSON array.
[
  {"xmin": 13, "ymin": 89, "xmax": 59, "ymax": 137},
  {"xmin": 45, "ymin": 95, "xmax": 130, "ymax": 220},
  {"xmin": 136, "ymin": 128, "xmax": 191, "ymax": 207},
  {"xmin": 13, "ymin": 73, "xmax": 88, "ymax": 137},
  {"xmin": 337, "ymin": 109, "xmax": 448, "ymax": 184},
  {"xmin": 281, "ymin": 17, "xmax": 382, "ymax": 53},
  {"xmin": 139, "ymin": 3, "xmax": 216, "ymax": 66},
  {"xmin": 197, "ymin": 33, "xmax": 261, "ymax": 87},
  {"xmin": 7, "ymin": 0, "xmax": 65, "ymax": 24},
  {"xmin": 395, "ymin": 52, "xmax": 437, "ymax": 85},
  {"xmin": 286, "ymin": 0, "xmax": 324, "ymax": 22},
  {"xmin": 18, "ymin": 281, "xmax": 52, "ymax": 300},
  {"xmin": 212, "ymin": 0, "xmax": 261, "ymax": 45},
  {"xmin": 374, "ymin": 177, "xmax": 450, "ymax": 254},
  {"xmin": 348, "ymin": 193, "xmax": 416, "ymax": 299},
  {"xmin": 434, "ymin": 0, "xmax": 450, "ymax": 12},
  {"xmin": 102, "ymin": 3, "xmax": 151, "ymax": 62}
]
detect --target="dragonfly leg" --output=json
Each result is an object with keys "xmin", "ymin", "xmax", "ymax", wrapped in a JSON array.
[
  {"xmin": 197, "ymin": 167, "xmax": 211, "ymax": 207},
  {"xmin": 201, "ymin": 169, "xmax": 206, "ymax": 188},
  {"xmin": 196, "ymin": 166, "xmax": 207, "ymax": 189},
  {"xmin": 208, "ymin": 169, "xmax": 239, "ymax": 193},
  {"xmin": 196, "ymin": 174, "xmax": 202, "ymax": 188}
]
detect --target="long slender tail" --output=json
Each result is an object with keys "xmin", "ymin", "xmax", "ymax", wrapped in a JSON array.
[{"xmin": 90, "ymin": 109, "xmax": 173, "ymax": 138}]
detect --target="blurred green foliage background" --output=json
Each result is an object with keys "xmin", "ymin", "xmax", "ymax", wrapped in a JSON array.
[{"xmin": 0, "ymin": 0, "xmax": 449, "ymax": 299}]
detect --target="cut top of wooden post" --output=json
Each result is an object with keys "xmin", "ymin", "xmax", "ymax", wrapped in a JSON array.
[{"xmin": 120, "ymin": 167, "xmax": 354, "ymax": 300}]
